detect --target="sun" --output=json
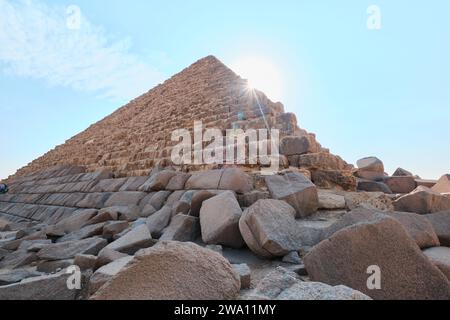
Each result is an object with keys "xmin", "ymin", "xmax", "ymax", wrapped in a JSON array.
[{"xmin": 230, "ymin": 56, "xmax": 283, "ymax": 102}]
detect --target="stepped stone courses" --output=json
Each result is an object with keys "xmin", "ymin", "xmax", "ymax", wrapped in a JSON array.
[{"xmin": 1, "ymin": 56, "xmax": 450, "ymax": 300}]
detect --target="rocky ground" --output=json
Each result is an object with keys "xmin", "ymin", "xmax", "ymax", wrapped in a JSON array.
[{"xmin": 1, "ymin": 142, "xmax": 450, "ymax": 300}]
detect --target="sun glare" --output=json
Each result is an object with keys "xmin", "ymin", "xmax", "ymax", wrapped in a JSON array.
[{"xmin": 230, "ymin": 56, "xmax": 283, "ymax": 102}]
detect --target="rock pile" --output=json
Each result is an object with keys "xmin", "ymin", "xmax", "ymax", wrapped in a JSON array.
[{"xmin": 1, "ymin": 56, "xmax": 449, "ymax": 300}]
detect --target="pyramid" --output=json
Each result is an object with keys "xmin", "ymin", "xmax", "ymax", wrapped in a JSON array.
[
  {"xmin": 2, "ymin": 56, "xmax": 448, "ymax": 301},
  {"xmin": 11, "ymin": 55, "xmax": 323, "ymax": 179}
]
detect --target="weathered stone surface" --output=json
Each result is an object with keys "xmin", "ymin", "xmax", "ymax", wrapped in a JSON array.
[
  {"xmin": 99, "ymin": 206, "xmax": 140, "ymax": 222},
  {"xmin": 432, "ymin": 174, "xmax": 450, "ymax": 194},
  {"xmin": 318, "ymin": 191, "xmax": 346, "ymax": 210},
  {"xmin": 239, "ymin": 200, "xmax": 303, "ymax": 258},
  {"xmin": 425, "ymin": 211, "xmax": 450, "ymax": 246},
  {"xmin": 102, "ymin": 221, "xmax": 129, "ymax": 240},
  {"xmin": 89, "ymin": 209, "xmax": 118, "ymax": 224},
  {"xmin": 104, "ymin": 192, "xmax": 147, "ymax": 207},
  {"xmin": 0, "ymin": 218, "xmax": 10, "ymax": 232},
  {"xmin": 171, "ymin": 200, "xmax": 190, "ymax": 216},
  {"xmin": 160, "ymin": 214, "xmax": 199, "ymax": 242},
  {"xmin": 185, "ymin": 170, "xmax": 222, "ymax": 190},
  {"xmin": 297, "ymin": 153, "xmax": 348, "ymax": 171},
  {"xmin": 416, "ymin": 179, "xmax": 437, "ymax": 189},
  {"xmin": 357, "ymin": 180, "xmax": 392, "ymax": 193},
  {"xmin": 0, "ymin": 270, "xmax": 88, "ymax": 300},
  {"xmin": 322, "ymin": 207, "xmax": 440, "ymax": 249},
  {"xmin": 357, "ymin": 156, "xmax": 384, "ymax": 173},
  {"xmin": 89, "ymin": 256, "xmax": 134, "ymax": 294},
  {"xmin": 95, "ymin": 248, "xmax": 129, "ymax": 269},
  {"xmin": 200, "ymin": 191, "xmax": 244, "ymax": 248},
  {"xmin": 282, "ymin": 251, "xmax": 302, "ymax": 264},
  {"xmin": 190, "ymin": 190, "xmax": 215, "ymax": 217},
  {"xmin": 394, "ymin": 186, "xmax": 450, "ymax": 214},
  {"xmin": 232, "ymin": 263, "xmax": 251, "ymax": 289},
  {"xmin": 139, "ymin": 170, "xmax": 177, "ymax": 192},
  {"xmin": 218, "ymin": 168, "xmax": 253, "ymax": 194},
  {"xmin": 0, "ymin": 250, "xmax": 37, "ymax": 269},
  {"xmin": 355, "ymin": 170, "xmax": 386, "ymax": 181},
  {"xmin": 91, "ymin": 241, "xmax": 240, "ymax": 300},
  {"xmin": 76, "ymin": 193, "xmax": 112, "ymax": 209},
  {"xmin": 74, "ymin": 254, "xmax": 97, "ymax": 271},
  {"xmin": 38, "ymin": 237, "xmax": 107, "ymax": 261},
  {"xmin": 280, "ymin": 136, "xmax": 318, "ymax": 156},
  {"xmin": 247, "ymin": 267, "xmax": 370, "ymax": 300},
  {"xmin": 37, "ymin": 259, "xmax": 74, "ymax": 273},
  {"xmin": 344, "ymin": 191, "xmax": 394, "ymax": 211},
  {"xmin": 146, "ymin": 206, "xmax": 173, "ymax": 238},
  {"xmin": 237, "ymin": 190, "xmax": 270, "ymax": 208},
  {"xmin": 0, "ymin": 268, "xmax": 41, "ymax": 286},
  {"xmin": 393, "ymin": 168, "xmax": 413, "ymax": 177},
  {"xmin": 304, "ymin": 215, "xmax": 450, "ymax": 300},
  {"xmin": 423, "ymin": 247, "xmax": 450, "ymax": 281},
  {"xmin": 383, "ymin": 176, "xmax": 417, "ymax": 194},
  {"xmin": 54, "ymin": 209, "xmax": 98, "ymax": 233},
  {"xmin": 387, "ymin": 211, "xmax": 440, "ymax": 249},
  {"xmin": 90, "ymin": 178, "xmax": 127, "ymax": 192},
  {"xmin": 265, "ymin": 172, "xmax": 318, "ymax": 218},
  {"xmin": 166, "ymin": 173, "xmax": 191, "ymax": 191},
  {"xmin": 57, "ymin": 222, "xmax": 106, "ymax": 243},
  {"xmin": 311, "ymin": 170, "xmax": 357, "ymax": 191},
  {"xmin": 104, "ymin": 224, "xmax": 153, "ymax": 255},
  {"xmin": 143, "ymin": 191, "xmax": 171, "ymax": 211},
  {"xmin": 118, "ymin": 176, "xmax": 148, "ymax": 192}
]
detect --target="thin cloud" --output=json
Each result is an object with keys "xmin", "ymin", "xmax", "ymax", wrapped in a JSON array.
[{"xmin": 0, "ymin": 0, "xmax": 164, "ymax": 101}]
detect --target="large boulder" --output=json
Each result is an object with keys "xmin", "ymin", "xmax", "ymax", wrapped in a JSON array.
[
  {"xmin": 146, "ymin": 206, "xmax": 173, "ymax": 238},
  {"xmin": 218, "ymin": 168, "xmax": 253, "ymax": 194},
  {"xmin": 246, "ymin": 267, "xmax": 370, "ymax": 300},
  {"xmin": 91, "ymin": 241, "xmax": 240, "ymax": 300},
  {"xmin": 296, "ymin": 153, "xmax": 349, "ymax": 171},
  {"xmin": 160, "ymin": 214, "xmax": 199, "ymax": 242},
  {"xmin": 322, "ymin": 207, "xmax": 440, "ymax": 249},
  {"xmin": 280, "ymin": 136, "xmax": 318, "ymax": 156},
  {"xmin": 393, "ymin": 168, "xmax": 413, "ymax": 177},
  {"xmin": 344, "ymin": 191, "xmax": 394, "ymax": 211},
  {"xmin": 394, "ymin": 186, "xmax": 450, "ymax": 214},
  {"xmin": 104, "ymin": 192, "xmax": 147, "ymax": 207},
  {"xmin": 423, "ymin": 247, "xmax": 450, "ymax": 281},
  {"xmin": 425, "ymin": 211, "xmax": 450, "ymax": 246},
  {"xmin": 103, "ymin": 224, "xmax": 154, "ymax": 255},
  {"xmin": 357, "ymin": 156, "xmax": 384, "ymax": 173},
  {"xmin": 382, "ymin": 176, "xmax": 417, "ymax": 194},
  {"xmin": 265, "ymin": 172, "xmax": 318, "ymax": 218},
  {"xmin": 139, "ymin": 170, "xmax": 177, "ymax": 192},
  {"xmin": 432, "ymin": 174, "xmax": 450, "ymax": 194},
  {"xmin": 37, "ymin": 237, "xmax": 107, "ymax": 261},
  {"xmin": 387, "ymin": 211, "xmax": 440, "ymax": 249},
  {"xmin": 185, "ymin": 170, "xmax": 222, "ymax": 189},
  {"xmin": 304, "ymin": 215, "xmax": 450, "ymax": 300},
  {"xmin": 200, "ymin": 191, "xmax": 244, "ymax": 248},
  {"xmin": 311, "ymin": 170, "xmax": 357, "ymax": 191},
  {"xmin": 239, "ymin": 200, "xmax": 318, "ymax": 258}
]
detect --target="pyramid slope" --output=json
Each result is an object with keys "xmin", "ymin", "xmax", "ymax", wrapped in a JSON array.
[{"xmin": 12, "ymin": 56, "xmax": 317, "ymax": 179}]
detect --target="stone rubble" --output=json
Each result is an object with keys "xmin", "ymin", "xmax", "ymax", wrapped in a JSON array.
[{"xmin": 0, "ymin": 56, "xmax": 449, "ymax": 301}]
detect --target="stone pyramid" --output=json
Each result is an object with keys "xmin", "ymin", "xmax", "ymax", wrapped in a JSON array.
[
  {"xmin": 1, "ymin": 56, "xmax": 450, "ymax": 300},
  {"xmin": 11, "ymin": 55, "xmax": 325, "ymax": 179}
]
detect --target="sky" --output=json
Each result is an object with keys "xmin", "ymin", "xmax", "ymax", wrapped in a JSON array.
[{"xmin": 1, "ymin": 0, "xmax": 449, "ymax": 180}]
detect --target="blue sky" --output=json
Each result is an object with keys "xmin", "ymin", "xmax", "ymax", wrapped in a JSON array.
[{"xmin": 1, "ymin": 0, "xmax": 449, "ymax": 180}]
